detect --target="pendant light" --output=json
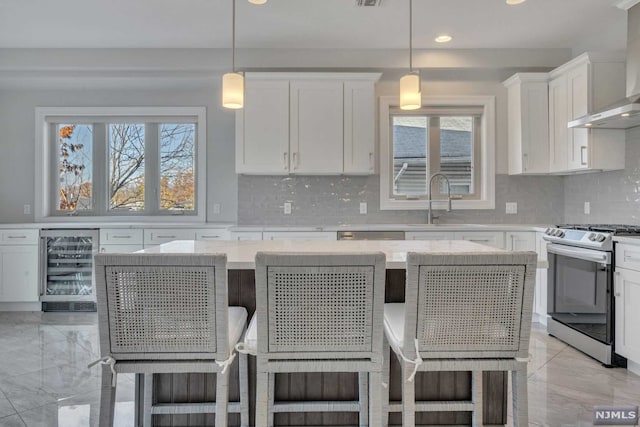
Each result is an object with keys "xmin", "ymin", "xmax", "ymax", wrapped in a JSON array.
[
  {"xmin": 222, "ymin": 0, "xmax": 244, "ymax": 109},
  {"xmin": 399, "ymin": 0, "xmax": 421, "ymax": 110}
]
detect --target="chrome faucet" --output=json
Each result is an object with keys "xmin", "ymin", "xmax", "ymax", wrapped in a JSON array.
[{"xmin": 427, "ymin": 173, "xmax": 452, "ymax": 224}]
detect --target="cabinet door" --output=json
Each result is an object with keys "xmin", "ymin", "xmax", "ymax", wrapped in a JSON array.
[
  {"xmin": 615, "ymin": 268, "xmax": 640, "ymax": 361},
  {"xmin": 0, "ymin": 246, "xmax": 38, "ymax": 302},
  {"xmin": 290, "ymin": 81, "xmax": 344, "ymax": 174},
  {"xmin": 548, "ymin": 75, "xmax": 568, "ymax": 172},
  {"xmin": 534, "ymin": 268, "xmax": 548, "ymax": 324},
  {"xmin": 566, "ymin": 64, "xmax": 590, "ymax": 170},
  {"xmin": 344, "ymin": 81, "xmax": 375, "ymax": 174},
  {"xmin": 236, "ymin": 80, "xmax": 290, "ymax": 174},
  {"xmin": 99, "ymin": 244, "xmax": 144, "ymax": 254},
  {"xmin": 505, "ymin": 231, "xmax": 536, "ymax": 251},
  {"xmin": 453, "ymin": 231, "xmax": 505, "ymax": 249},
  {"xmin": 229, "ymin": 231, "xmax": 263, "ymax": 241},
  {"xmin": 263, "ymin": 231, "xmax": 337, "ymax": 241},
  {"xmin": 405, "ymin": 231, "xmax": 455, "ymax": 240},
  {"xmin": 143, "ymin": 229, "xmax": 197, "ymax": 246}
]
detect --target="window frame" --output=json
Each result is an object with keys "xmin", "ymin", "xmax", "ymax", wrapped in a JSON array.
[
  {"xmin": 35, "ymin": 107, "xmax": 207, "ymax": 222},
  {"xmin": 379, "ymin": 95, "xmax": 495, "ymax": 210}
]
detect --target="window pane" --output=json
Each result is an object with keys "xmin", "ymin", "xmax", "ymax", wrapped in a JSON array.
[
  {"xmin": 392, "ymin": 116, "xmax": 427, "ymax": 196},
  {"xmin": 57, "ymin": 124, "xmax": 93, "ymax": 211},
  {"xmin": 160, "ymin": 124, "xmax": 196, "ymax": 211},
  {"xmin": 108, "ymin": 124, "xmax": 145, "ymax": 211},
  {"xmin": 439, "ymin": 116, "xmax": 473, "ymax": 195}
]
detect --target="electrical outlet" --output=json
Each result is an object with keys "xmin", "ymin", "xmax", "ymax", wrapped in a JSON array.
[
  {"xmin": 284, "ymin": 202, "xmax": 292, "ymax": 215},
  {"xmin": 23, "ymin": 204, "xmax": 31, "ymax": 215},
  {"xmin": 584, "ymin": 202, "xmax": 591, "ymax": 215},
  {"xmin": 213, "ymin": 203, "xmax": 221, "ymax": 214},
  {"xmin": 505, "ymin": 202, "xmax": 518, "ymax": 215},
  {"xmin": 359, "ymin": 202, "xmax": 367, "ymax": 215}
]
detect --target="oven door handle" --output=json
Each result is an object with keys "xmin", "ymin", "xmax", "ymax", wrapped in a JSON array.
[{"xmin": 547, "ymin": 244, "xmax": 611, "ymax": 264}]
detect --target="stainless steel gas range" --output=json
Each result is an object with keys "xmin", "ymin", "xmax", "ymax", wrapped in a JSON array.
[{"xmin": 543, "ymin": 224, "xmax": 640, "ymax": 367}]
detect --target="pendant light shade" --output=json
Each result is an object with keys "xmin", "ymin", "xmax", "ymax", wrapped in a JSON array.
[
  {"xmin": 222, "ymin": 72, "xmax": 244, "ymax": 109},
  {"xmin": 399, "ymin": 0, "xmax": 421, "ymax": 110},
  {"xmin": 400, "ymin": 72, "xmax": 421, "ymax": 110},
  {"xmin": 222, "ymin": 0, "xmax": 244, "ymax": 109}
]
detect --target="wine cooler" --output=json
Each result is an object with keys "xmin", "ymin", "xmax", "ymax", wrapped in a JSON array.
[{"xmin": 40, "ymin": 229, "xmax": 99, "ymax": 312}]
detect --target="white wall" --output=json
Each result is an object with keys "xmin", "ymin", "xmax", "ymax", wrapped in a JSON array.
[{"xmin": 0, "ymin": 82, "xmax": 237, "ymax": 223}]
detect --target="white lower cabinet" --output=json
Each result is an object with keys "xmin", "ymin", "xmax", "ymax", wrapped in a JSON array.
[
  {"xmin": 100, "ymin": 229, "xmax": 143, "ymax": 253},
  {"xmin": 230, "ymin": 231, "xmax": 263, "ymax": 241},
  {"xmin": 144, "ymin": 229, "xmax": 198, "ymax": 247},
  {"xmin": 614, "ymin": 267, "xmax": 640, "ymax": 365},
  {"xmin": 405, "ymin": 231, "xmax": 455, "ymax": 240},
  {"xmin": 453, "ymin": 231, "xmax": 505, "ymax": 249},
  {"xmin": 505, "ymin": 231, "xmax": 536, "ymax": 251},
  {"xmin": 262, "ymin": 231, "xmax": 336, "ymax": 241},
  {"xmin": 0, "ymin": 244, "xmax": 38, "ymax": 302}
]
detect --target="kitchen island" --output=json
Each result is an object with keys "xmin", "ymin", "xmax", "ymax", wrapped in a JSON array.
[{"xmin": 139, "ymin": 239, "xmax": 516, "ymax": 426}]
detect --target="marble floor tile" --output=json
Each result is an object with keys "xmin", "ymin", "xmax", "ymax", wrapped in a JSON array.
[{"xmin": 0, "ymin": 414, "xmax": 26, "ymax": 427}]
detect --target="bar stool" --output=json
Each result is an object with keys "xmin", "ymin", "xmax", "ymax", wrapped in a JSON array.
[
  {"xmin": 92, "ymin": 253, "xmax": 249, "ymax": 427},
  {"xmin": 237, "ymin": 252, "xmax": 386, "ymax": 427},
  {"xmin": 382, "ymin": 252, "xmax": 537, "ymax": 427}
]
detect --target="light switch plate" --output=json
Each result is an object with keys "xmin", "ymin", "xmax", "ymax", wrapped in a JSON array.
[
  {"xmin": 360, "ymin": 202, "xmax": 367, "ymax": 215},
  {"xmin": 505, "ymin": 202, "xmax": 518, "ymax": 215},
  {"xmin": 212, "ymin": 203, "xmax": 221, "ymax": 214},
  {"xmin": 284, "ymin": 202, "xmax": 292, "ymax": 215},
  {"xmin": 584, "ymin": 202, "xmax": 591, "ymax": 215},
  {"xmin": 23, "ymin": 204, "xmax": 31, "ymax": 215}
]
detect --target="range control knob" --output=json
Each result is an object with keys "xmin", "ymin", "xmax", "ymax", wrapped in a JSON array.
[
  {"xmin": 545, "ymin": 228, "xmax": 552, "ymax": 235},
  {"xmin": 588, "ymin": 233, "xmax": 597, "ymax": 241},
  {"xmin": 596, "ymin": 234, "xmax": 606, "ymax": 242},
  {"xmin": 557, "ymin": 230, "xmax": 565, "ymax": 238}
]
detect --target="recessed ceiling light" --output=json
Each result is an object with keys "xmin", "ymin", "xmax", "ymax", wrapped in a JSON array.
[
  {"xmin": 248, "ymin": 0, "xmax": 267, "ymax": 4},
  {"xmin": 585, "ymin": 123, "xmax": 593, "ymax": 127},
  {"xmin": 506, "ymin": 0, "xmax": 526, "ymax": 4},
  {"xmin": 622, "ymin": 113, "xmax": 631, "ymax": 117},
  {"xmin": 435, "ymin": 35, "xmax": 452, "ymax": 43}
]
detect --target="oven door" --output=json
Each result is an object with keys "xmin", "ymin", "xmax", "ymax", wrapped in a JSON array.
[{"xmin": 547, "ymin": 243, "xmax": 612, "ymax": 344}]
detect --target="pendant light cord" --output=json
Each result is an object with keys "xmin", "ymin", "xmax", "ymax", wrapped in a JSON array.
[
  {"xmin": 409, "ymin": 0, "xmax": 413, "ymax": 72},
  {"xmin": 232, "ymin": 0, "xmax": 236, "ymax": 72}
]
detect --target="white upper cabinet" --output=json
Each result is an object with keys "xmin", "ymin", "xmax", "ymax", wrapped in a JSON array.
[
  {"xmin": 548, "ymin": 53, "xmax": 626, "ymax": 173},
  {"xmin": 506, "ymin": 52, "xmax": 626, "ymax": 175},
  {"xmin": 504, "ymin": 73, "xmax": 549, "ymax": 175},
  {"xmin": 236, "ymin": 73, "xmax": 380, "ymax": 176},
  {"xmin": 236, "ymin": 79, "xmax": 290, "ymax": 175},
  {"xmin": 548, "ymin": 74, "xmax": 569, "ymax": 172},
  {"xmin": 344, "ymin": 81, "xmax": 376, "ymax": 174},
  {"xmin": 290, "ymin": 80, "xmax": 344, "ymax": 174}
]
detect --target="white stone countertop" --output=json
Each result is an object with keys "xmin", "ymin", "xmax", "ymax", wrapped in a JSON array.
[
  {"xmin": 0, "ymin": 222, "xmax": 550, "ymax": 232},
  {"xmin": 138, "ymin": 239, "xmax": 522, "ymax": 269},
  {"xmin": 613, "ymin": 236, "xmax": 640, "ymax": 245}
]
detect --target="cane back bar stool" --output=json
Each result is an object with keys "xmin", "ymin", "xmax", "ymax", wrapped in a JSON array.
[
  {"xmin": 92, "ymin": 254, "xmax": 249, "ymax": 427},
  {"xmin": 382, "ymin": 252, "xmax": 537, "ymax": 427},
  {"xmin": 237, "ymin": 252, "xmax": 386, "ymax": 427}
]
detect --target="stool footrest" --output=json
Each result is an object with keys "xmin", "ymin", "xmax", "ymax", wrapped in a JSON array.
[
  {"xmin": 272, "ymin": 401, "xmax": 361, "ymax": 413},
  {"xmin": 151, "ymin": 401, "xmax": 243, "ymax": 415},
  {"xmin": 387, "ymin": 400, "xmax": 475, "ymax": 412}
]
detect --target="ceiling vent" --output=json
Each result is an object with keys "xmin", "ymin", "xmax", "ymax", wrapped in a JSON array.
[{"xmin": 356, "ymin": 0, "xmax": 382, "ymax": 6}]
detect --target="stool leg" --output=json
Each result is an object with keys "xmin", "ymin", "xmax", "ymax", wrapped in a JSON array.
[
  {"xmin": 359, "ymin": 372, "xmax": 369, "ymax": 426},
  {"xmin": 369, "ymin": 371, "xmax": 382, "ymax": 427},
  {"xmin": 268, "ymin": 373, "xmax": 275, "ymax": 427},
  {"xmin": 401, "ymin": 361, "xmax": 416, "ymax": 427},
  {"xmin": 99, "ymin": 364, "xmax": 116, "ymax": 427},
  {"xmin": 255, "ymin": 371, "xmax": 269, "ymax": 427},
  {"xmin": 216, "ymin": 369, "xmax": 229, "ymax": 427},
  {"xmin": 239, "ymin": 352, "xmax": 249, "ymax": 427},
  {"xmin": 382, "ymin": 336, "xmax": 390, "ymax": 427},
  {"xmin": 512, "ymin": 365, "xmax": 528, "ymax": 427},
  {"xmin": 471, "ymin": 370, "xmax": 484, "ymax": 427},
  {"xmin": 143, "ymin": 374, "xmax": 153, "ymax": 427}
]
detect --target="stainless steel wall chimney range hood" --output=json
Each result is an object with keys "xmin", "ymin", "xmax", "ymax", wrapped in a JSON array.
[{"xmin": 570, "ymin": 1, "xmax": 640, "ymax": 129}]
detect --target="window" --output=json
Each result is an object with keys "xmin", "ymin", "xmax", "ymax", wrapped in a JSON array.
[
  {"xmin": 36, "ymin": 107, "xmax": 206, "ymax": 221},
  {"xmin": 380, "ymin": 96, "xmax": 495, "ymax": 210}
]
